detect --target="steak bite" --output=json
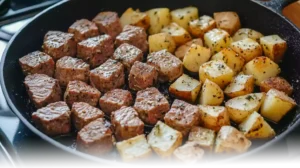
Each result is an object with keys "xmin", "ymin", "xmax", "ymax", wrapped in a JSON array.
[
  {"xmin": 92, "ymin": 11, "xmax": 122, "ymax": 39},
  {"xmin": 147, "ymin": 49, "xmax": 183, "ymax": 83},
  {"xmin": 71, "ymin": 102, "xmax": 104, "ymax": 130},
  {"xmin": 115, "ymin": 25, "xmax": 148, "ymax": 53},
  {"xmin": 99, "ymin": 89, "xmax": 133, "ymax": 115},
  {"xmin": 55, "ymin": 56, "xmax": 90, "ymax": 87},
  {"xmin": 134, "ymin": 87, "xmax": 170, "ymax": 125},
  {"xmin": 32, "ymin": 101, "xmax": 71, "ymax": 136},
  {"xmin": 19, "ymin": 51, "xmax": 55, "ymax": 77},
  {"xmin": 90, "ymin": 59, "xmax": 125, "ymax": 93},
  {"xmin": 129, "ymin": 61, "xmax": 158, "ymax": 91},
  {"xmin": 77, "ymin": 118, "xmax": 114, "ymax": 155},
  {"xmin": 68, "ymin": 19, "xmax": 99, "ymax": 42},
  {"xmin": 77, "ymin": 34, "xmax": 114, "ymax": 68},
  {"xmin": 64, "ymin": 80, "xmax": 101, "ymax": 107},
  {"xmin": 111, "ymin": 107, "xmax": 144, "ymax": 141},
  {"xmin": 43, "ymin": 31, "xmax": 77, "ymax": 60},
  {"xmin": 24, "ymin": 74, "xmax": 62, "ymax": 108}
]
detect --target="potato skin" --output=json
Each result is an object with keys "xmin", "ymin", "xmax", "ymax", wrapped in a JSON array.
[
  {"xmin": 260, "ymin": 77, "xmax": 293, "ymax": 96},
  {"xmin": 120, "ymin": 8, "xmax": 150, "ymax": 29},
  {"xmin": 214, "ymin": 12, "xmax": 241, "ymax": 35},
  {"xmin": 175, "ymin": 38, "xmax": 203, "ymax": 60}
]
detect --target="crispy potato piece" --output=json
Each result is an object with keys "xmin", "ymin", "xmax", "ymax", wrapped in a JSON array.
[
  {"xmin": 120, "ymin": 8, "xmax": 150, "ymax": 29},
  {"xmin": 146, "ymin": 8, "xmax": 171, "ymax": 35},
  {"xmin": 149, "ymin": 33, "xmax": 176, "ymax": 53},
  {"xmin": 161, "ymin": 22, "xmax": 192, "ymax": 46},
  {"xmin": 224, "ymin": 75, "xmax": 255, "ymax": 98},
  {"xmin": 188, "ymin": 15, "xmax": 216, "ymax": 38},
  {"xmin": 199, "ymin": 79, "xmax": 224, "ymax": 106},
  {"xmin": 170, "ymin": 7, "xmax": 199, "ymax": 30},
  {"xmin": 214, "ymin": 11, "xmax": 241, "ymax": 35},
  {"xmin": 173, "ymin": 142, "xmax": 204, "ymax": 163},
  {"xmin": 175, "ymin": 38, "xmax": 203, "ymax": 60},
  {"xmin": 204, "ymin": 28, "xmax": 232, "ymax": 54},
  {"xmin": 188, "ymin": 127, "xmax": 216, "ymax": 151},
  {"xmin": 233, "ymin": 28, "xmax": 264, "ymax": 42},
  {"xmin": 260, "ymin": 77, "xmax": 293, "ymax": 96},
  {"xmin": 260, "ymin": 35, "xmax": 287, "ymax": 63},
  {"xmin": 183, "ymin": 44, "xmax": 211, "ymax": 73},
  {"xmin": 199, "ymin": 105, "xmax": 230, "ymax": 131},
  {"xmin": 230, "ymin": 38, "xmax": 262, "ymax": 62}
]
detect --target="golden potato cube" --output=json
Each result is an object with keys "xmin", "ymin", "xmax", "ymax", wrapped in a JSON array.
[
  {"xmin": 161, "ymin": 22, "xmax": 192, "ymax": 46},
  {"xmin": 260, "ymin": 35, "xmax": 287, "ymax": 63},
  {"xmin": 146, "ymin": 8, "xmax": 171, "ymax": 35},
  {"xmin": 120, "ymin": 8, "xmax": 150, "ymax": 29},
  {"xmin": 175, "ymin": 38, "xmax": 203, "ymax": 60},
  {"xmin": 188, "ymin": 15, "xmax": 216, "ymax": 38},
  {"xmin": 183, "ymin": 44, "xmax": 211, "ymax": 73},
  {"xmin": 260, "ymin": 77, "xmax": 293, "ymax": 96},
  {"xmin": 224, "ymin": 74, "xmax": 255, "ymax": 98},
  {"xmin": 214, "ymin": 11, "xmax": 241, "ymax": 35},
  {"xmin": 199, "ymin": 79, "xmax": 224, "ymax": 106},
  {"xmin": 170, "ymin": 7, "xmax": 199, "ymax": 30},
  {"xmin": 204, "ymin": 28, "xmax": 232, "ymax": 54},
  {"xmin": 149, "ymin": 33, "xmax": 176, "ymax": 53},
  {"xmin": 230, "ymin": 38, "xmax": 262, "ymax": 62},
  {"xmin": 173, "ymin": 142, "xmax": 204, "ymax": 163},
  {"xmin": 233, "ymin": 28, "xmax": 264, "ymax": 42},
  {"xmin": 188, "ymin": 126, "xmax": 216, "ymax": 151}
]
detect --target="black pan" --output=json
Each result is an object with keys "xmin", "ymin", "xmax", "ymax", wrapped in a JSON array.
[{"xmin": 1, "ymin": 0, "xmax": 300, "ymax": 164}]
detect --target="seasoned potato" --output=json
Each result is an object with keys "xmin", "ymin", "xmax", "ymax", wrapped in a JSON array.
[
  {"xmin": 199, "ymin": 105, "xmax": 230, "ymax": 131},
  {"xmin": 183, "ymin": 44, "xmax": 211, "ymax": 72},
  {"xmin": 211, "ymin": 48, "xmax": 245, "ymax": 74},
  {"xmin": 230, "ymin": 38, "xmax": 262, "ymax": 62},
  {"xmin": 261, "ymin": 89, "xmax": 296, "ymax": 123},
  {"xmin": 146, "ymin": 8, "xmax": 171, "ymax": 35},
  {"xmin": 169, "ymin": 74, "xmax": 202, "ymax": 103},
  {"xmin": 188, "ymin": 15, "xmax": 216, "ymax": 38},
  {"xmin": 175, "ymin": 38, "xmax": 203, "ymax": 60},
  {"xmin": 239, "ymin": 112, "xmax": 275, "ymax": 139},
  {"xmin": 199, "ymin": 60, "xmax": 234, "ymax": 89},
  {"xmin": 260, "ymin": 35, "xmax": 287, "ymax": 63},
  {"xmin": 170, "ymin": 7, "xmax": 199, "ymax": 30},
  {"xmin": 149, "ymin": 33, "xmax": 176, "ymax": 53},
  {"xmin": 260, "ymin": 77, "xmax": 293, "ymax": 96},
  {"xmin": 161, "ymin": 22, "xmax": 192, "ymax": 46},
  {"xmin": 173, "ymin": 142, "xmax": 204, "ymax": 163},
  {"xmin": 116, "ymin": 134, "xmax": 152, "ymax": 162},
  {"xmin": 243, "ymin": 56, "xmax": 281, "ymax": 85},
  {"xmin": 147, "ymin": 121, "xmax": 183, "ymax": 158},
  {"xmin": 199, "ymin": 79, "xmax": 224, "ymax": 106},
  {"xmin": 233, "ymin": 28, "xmax": 264, "ymax": 42},
  {"xmin": 214, "ymin": 12, "xmax": 241, "ymax": 35},
  {"xmin": 215, "ymin": 126, "xmax": 251, "ymax": 153},
  {"xmin": 224, "ymin": 75, "xmax": 255, "ymax": 98},
  {"xmin": 120, "ymin": 8, "xmax": 150, "ymax": 29},
  {"xmin": 225, "ymin": 93, "xmax": 266, "ymax": 124},
  {"xmin": 188, "ymin": 126, "xmax": 216, "ymax": 151},
  {"xmin": 204, "ymin": 28, "xmax": 232, "ymax": 54}
]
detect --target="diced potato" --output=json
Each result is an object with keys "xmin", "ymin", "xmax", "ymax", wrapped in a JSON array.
[
  {"xmin": 260, "ymin": 77, "xmax": 293, "ymax": 96},
  {"xmin": 175, "ymin": 38, "xmax": 203, "ymax": 60},
  {"xmin": 173, "ymin": 142, "xmax": 204, "ymax": 163},
  {"xmin": 261, "ymin": 89, "xmax": 296, "ymax": 123},
  {"xmin": 161, "ymin": 22, "xmax": 192, "ymax": 46},
  {"xmin": 243, "ymin": 56, "xmax": 281, "ymax": 85},
  {"xmin": 199, "ymin": 105, "xmax": 230, "ymax": 131},
  {"xmin": 183, "ymin": 44, "xmax": 211, "ymax": 72},
  {"xmin": 146, "ymin": 8, "xmax": 171, "ymax": 35},
  {"xmin": 199, "ymin": 79, "xmax": 224, "ymax": 106},
  {"xmin": 224, "ymin": 75, "xmax": 255, "ymax": 98},
  {"xmin": 233, "ymin": 28, "xmax": 264, "ymax": 42},
  {"xmin": 116, "ymin": 134, "xmax": 152, "ymax": 162},
  {"xmin": 170, "ymin": 7, "xmax": 199, "ymax": 30},
  {"xmin": 188, "ymin": 15, "xmax": 216, "ymax": 38},
  {"xmin": 149, "ymin": 33, "xmax": 176, "ymax": 53},
  {"xmin": 169, "ymin": 74, "xmax": 202, "ymax": 103},
  {"xmin": 260, "ymin": 35, "xmax": 287, "ymax": 63},
  {"xmin": 188, "ymin": 126, "xmax": 216, "ymax": 151},
  {"xmin": 214, "ymin": 12, "xmax": 241, "ymax": 35},
  {"xmin": 120, "ymin": 8, "xmax": 150, "ymax": 29},
  {"xmin": 215, "ymin": 126, "xmax": 251, "ymax": 153},
  {"xmin": 199, "ymin": 60, "xmax": 234, "ymax": 89},
  {"xmin": 239, "ymin": 112, "xmax": 275, "ymax": 139},
  {"xmin": 211, "ymin": 48, "xmax": 245, "ymax": 74},
  {"xmin": 225, "ymin": 93, "xmax": 266, "ymax": 124},
  {"xmin": 204, "ymin": 28, "xmax": 232, "ymax": 54},
  {"xmin": 230, "ymin": 38, "xmax": 262, "ymax": 62},
  {"xmin": 147, "ymin": 121, "xmax": 183, "ymax": 158}
]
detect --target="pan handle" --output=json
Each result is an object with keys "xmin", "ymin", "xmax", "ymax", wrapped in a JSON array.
[{"xmin": 253, "ymin": 0, "xmax": 298, "ymax": 14}]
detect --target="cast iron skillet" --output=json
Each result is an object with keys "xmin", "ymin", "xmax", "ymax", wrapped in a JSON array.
[{"xmin": 1, "ymin": 0, "xmax": 300, "ymax": 164}]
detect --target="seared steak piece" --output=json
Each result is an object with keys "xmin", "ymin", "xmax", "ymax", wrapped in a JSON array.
[
  {"xmin": 43, "ymin": 31, "xmax": 77, "ymax": 60},
  {"xmin": 19, "ymin": 51, "xmax": 55, "ymax": 77},
  {"xmin": 99, "ymin": 89, "xmax": 133, "ymax": 115},
  {"xmin": 24, "ymin": 74, "xmax": 61, "ymax": 108},
  {"xmin": 134, "ymin": 87, "xmax": 170, "ymax": 125},
  {"xmin": 90, "ymin": 59, "xmax": 125, "ymax": 93},
  {"xmin": 111, "ymin": 107, "xmax": 144, "ymax": 141},
  {"xmin": 68, "ymin": 19, "xmax": 99, "ymax": 42},
  {"xmin": 64, "ymin": 80, "xmax": 101, "ymax": 107},
  {"xmin": 32, "ymin": 101, "xmax": 71, "ymax": 136},
  {"xmin": 55, "ymin": 56, "xmax": 90, "ymax": 87},
  {"xmin": 77, "ymin": 35, "xmax": 114, "ymax": 68},
  {"xmin": 77, "ymin": 118, "xmax": 114, "ymax": 156}
]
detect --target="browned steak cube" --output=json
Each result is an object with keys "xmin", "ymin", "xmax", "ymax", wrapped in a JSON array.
[
  {"xmin": 24, "ymin": 74, "xmax": 61, "ymax": 108},
  {"xmin": 68, "ymin": 19, "xmax": 99, "ymax": 42},
  {"xmin": 64, "ymin": 80, "xmax": 101, "ymax": 107},
  {"xmin": 32, "ymin": 101, "xmax": 71, "ymax": 136},
  {"xmin": 112, "ymin": 43, "xmax": 143, "ymax": 72},
  {"xmin": 129, "ymin": 61, "xmax": 158, "ymax": 91},
  {"xmin": 77, "ymin": 118, "xmax": 114, "ymax": 156},
  {"xmin": 147, "ymin": 49, "xmax": 183, "ymax": 83},
  {"xmin": 19, "ymin": 51, "xmax": 55, "ymax": 77},
  {"xmin": 115, "ymin": 25, "xmax": 148, "ymax": 53},
  {"xmin": 164, "ymin": 99, "xmax": 201, "ymax": 137},
  {"xmin": 92, "ymin": 11, "xmax": 122, "ymax": 39},
  {"xmin": 55, "ymin": 56, "xmax": 90, "ymax": 87},
  {"xmin": 90, "ymin": 59, "xmax": 125, "ymax": 93},
  {"xmin": 134, "ymin": 87, "xmax": 170, "ymax": 125},
  {"xmin": 99, "ymin": 89, "xmax": 133, "ymax": 115},
  {"xmin": 111, "ymin": 107, "xmax": 144, "ymax": 141},
  {"xmin": 43, "ymin": 31, "xmax": 77, "ymax": 60},
  {"xmin": 77, "ymin": 35, "xmax": 114, "ymax": 68},
  {"xmin": 71, "ymin": 102, "xmax": 104, "ymax": 130}
]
